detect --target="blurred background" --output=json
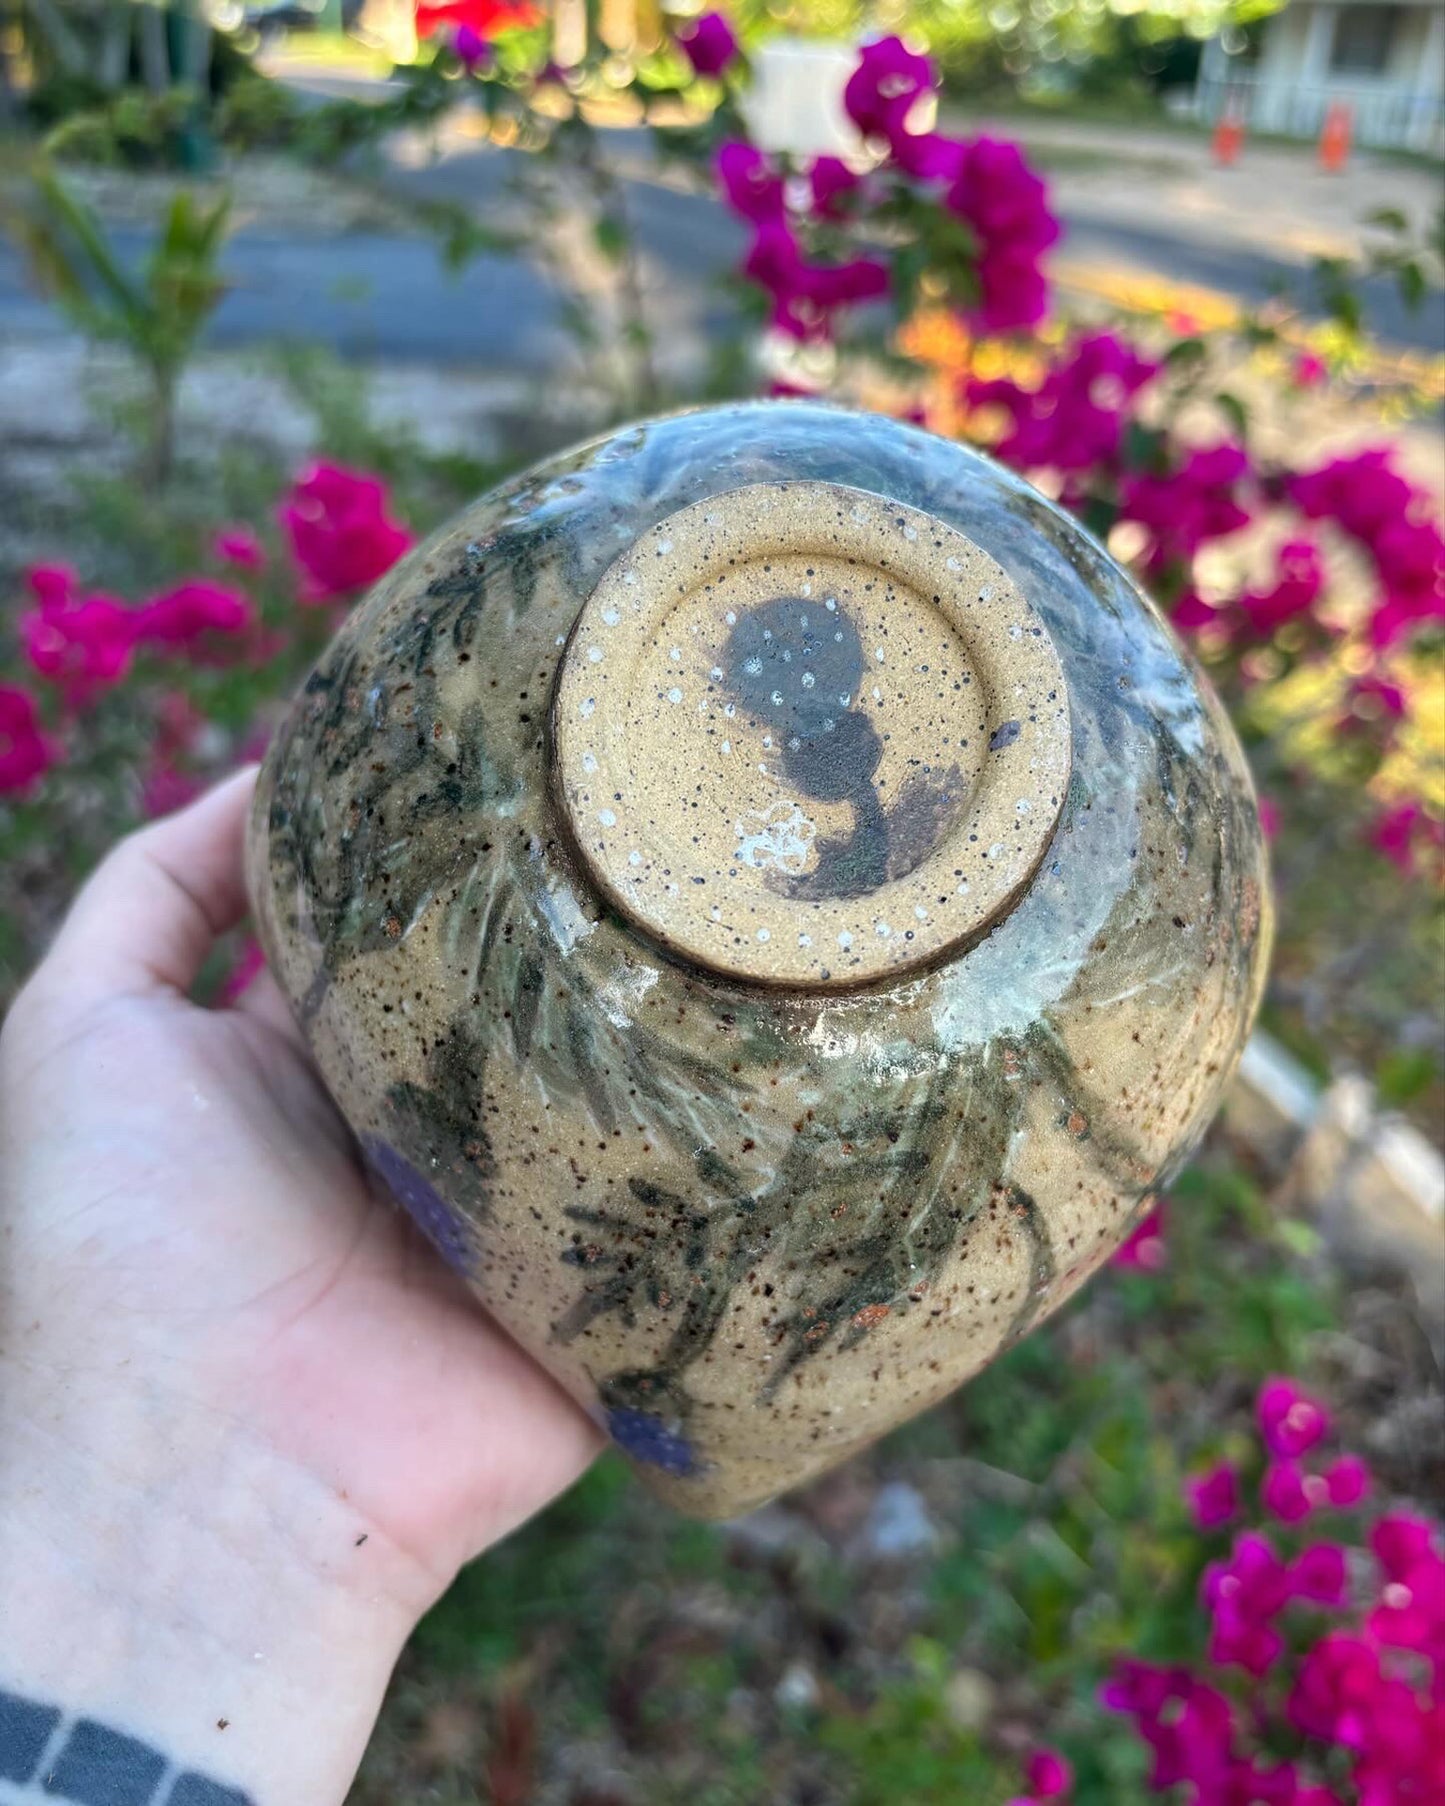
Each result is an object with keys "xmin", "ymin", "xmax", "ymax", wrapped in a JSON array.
[{"xmin": 0, "ymin": 2, "xmax": 1441, "ymax": 1801}]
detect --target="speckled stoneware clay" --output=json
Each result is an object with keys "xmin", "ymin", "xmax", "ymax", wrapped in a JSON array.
[{"xmin": 248, "ymin": 402, "xmax": 1271, "ymax": 1518}]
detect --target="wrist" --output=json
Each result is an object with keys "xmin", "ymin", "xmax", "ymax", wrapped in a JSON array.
[{"xmin": 0, "ymin": 1366, "xmax": 434, "ymax": 1806}]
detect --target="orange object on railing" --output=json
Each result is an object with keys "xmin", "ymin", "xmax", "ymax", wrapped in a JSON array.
[
  {"xmin": 1212, "ymin": 110, "xmax": 1245, "ymax": 165},
  {"xmin": 1319, "ymin": 101, "xmax": 1353, "ymax": 172}
]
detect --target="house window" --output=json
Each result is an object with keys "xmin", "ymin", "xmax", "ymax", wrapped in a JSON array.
[{"xmin": 1330, "ymin": 4, "xmax": 1402, "ymax": 74}]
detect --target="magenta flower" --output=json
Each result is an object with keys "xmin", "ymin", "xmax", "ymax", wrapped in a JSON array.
[
  {"xmin": 1323, "ymin": 1453, "xmax": 1371, "ymax": 1508},
  {"xmin": 278, "ymin": 462, "xmax": 413, "ymax": 603},
  {"xmin": 1293, "ymin": 350, "xmax": 1328, "ymax": 387},
  {"xmin": 1237, "ymin": 539, "xmax": 1325, "ymax": 637},
  {"xmin": 0, "ymin": 684, "xmax": 56, "ymax": 796},
  {"xmin": 20, "ymin": 564, "xmax": 138, "ymax": 707},
  {"xmin": 890, "ymin": 129, "xmax": 965, "ymax": 182},
  {"xmin": 1368, "ymin": 800, "xmax": 1443, "ymax": 874},
  {"xmin": 1186, "ymin": 1462, "xmax": 1241, "ymax": 1530},
  {"xmin": 716, "ymin": 140, "xmax": 784, "ymax": 226},
  {"xmin": 678, "ymin": 10, "xmax": 739, "ymax": 79},
  {"xmin": 1204, "ymin": 1531, "xmax": 1292, "ymax": 1675},
  {"xmin": 213, "ymin": 526, "xmax": 266, "ymax": 571},
  {"xmin": 809, "ymin": 154, "xmax": 859, "ymax": 218},
  {"xmin": 971, "ymin": 330, "xmax": 1157, "ymax": 475},
  {"xmin": 1369, "ymin": 518, "xmax": 1445, "ymax": 647},
  {"xmin": 949, "ymin": 136, "xmax": 1059, "ymax": 254},
  {"xmin": 1024, "ymin": 1748, "xmax": 1072, "ymax": 1798},
  {"xmin": 452, "ymin": 22, "xmax": 492, "ymax": 70},
  {"xmin": 1290, "ymin": 449, "xmax": 1414, "ymax": 543},
  {"xmin": 1290, "ymin": 1541, "xmax": 1348, "ymax": 1605},
  {"xmin": 1172, "ymin": 590, "xmax": 1221, "ymax": 634},
  {"xmin": 1288, "ymin": 1630, "xmax": 1382, "ymax": 1745},
  {"xmin": 843, "ymin": 36, "xmax": 934, "ymax": 141},
  {"xmin": 1259, "ymin": 1378, "xmax": 1331, "ymax": 1460},
  {"xmin": 741, "ymin": 221, "xmax": 887, "ymax": 339},
  {"xmin": 1123, "ymin": 443, "xmax": 1252, "ymax": 574},
  {"xmin": 1264, "ymin": 1459, "xmax": 1320, "ymax": 1525},
  {"xmin": 1112, "ymin": 1200, "xmax": 1166, "ymax": 1271},
  {"xmin": 1367, "ymin": 1512, "xmax": 1445, "ymax": 1661},
  {"xmin": 1104, "ymin": 1662, "xmax": 1237, "ymax": 1792},
  {"xmin": 138, "ymin": 580, "xmax": 256, "ymax": 652},
  {"xmin": 1258, "ymin": 795, "xmax": 1281, "ymax": 839}
]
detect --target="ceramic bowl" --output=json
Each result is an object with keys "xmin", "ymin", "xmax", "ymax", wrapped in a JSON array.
[{"xmin": 248, "ymin": 402, "xmax": 1271, "ymax": 1517}]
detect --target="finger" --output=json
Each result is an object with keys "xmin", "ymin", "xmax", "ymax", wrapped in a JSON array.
[{"xmin": 47, "ymin": 766, "xmax": 261, "ymax": 999}]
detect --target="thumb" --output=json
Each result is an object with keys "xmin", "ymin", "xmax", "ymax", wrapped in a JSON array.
[{"xmin": 41, "ymin": 766, "xmax": 261, "ymax": 1003}]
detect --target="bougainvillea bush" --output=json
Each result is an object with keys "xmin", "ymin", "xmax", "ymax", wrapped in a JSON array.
[{"xmin": 1, "ymin": 14, "xmax": 1442, "ymax": 1800}]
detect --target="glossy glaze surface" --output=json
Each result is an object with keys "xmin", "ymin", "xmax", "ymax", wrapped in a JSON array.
[{"xmin": 249, "ymin": 403, "xmax": 1271, "ymax": 1517}]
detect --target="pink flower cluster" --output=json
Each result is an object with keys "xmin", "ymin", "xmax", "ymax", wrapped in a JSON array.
[
  {"xmin": 970, "ymin": 331, "xmax": 1159, "ymax": 477},
  {"xmin": 1290, "ymin": 450, "xmax": 1445, "ymax": 651},
  {"xmin": 843, "ymin": 37, "xmax": 1058, "ymax": 332},
  {"xmin": 1122, "ymin": 442, "xmax": 1253, "ymax": 577},
  {"xmin": 278, "ymin": 461, "xmax": 414, "ymax": 603},
  {"xmin": 1, "ymin": 464, "xmax": 413, "ymax": 802},
  {"xmin": 717, "ymin": 142, "xmax": 888, "ymax": 341},
  {"xmin": 19, "ymin": 563, "xmax": 257, "ymax": 710},
  {"xmin": 1104, "ymin": 1377, "xmax": 1443, "ymax": 1805},
  {"xmin": 714, "ymin": 31, "xmax": 1057, "ymax": 340}
]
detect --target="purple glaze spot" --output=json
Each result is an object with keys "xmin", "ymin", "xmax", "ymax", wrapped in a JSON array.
[
  {"xmin": 606, "ymin": 1407, "xmax": 698, "ymax": 1476},
  {"xmin": 361, "ymin": 1135, "xmax": 474, "ymax": 1275}
]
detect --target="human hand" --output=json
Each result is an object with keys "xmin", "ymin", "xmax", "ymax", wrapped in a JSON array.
[{"xmin": 0, "ymin": 769, "xmax": 599, "ymax": 1805}]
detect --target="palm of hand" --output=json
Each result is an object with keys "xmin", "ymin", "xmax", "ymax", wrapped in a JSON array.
[{"xmin": 1, "ymin": 771, "xmax": 597, "ymax": 1608}]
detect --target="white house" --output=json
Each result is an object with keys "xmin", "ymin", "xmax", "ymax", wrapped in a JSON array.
[{"xmin": 1196, "ymin": 0, "xmax": 1445, "ymax": 153}]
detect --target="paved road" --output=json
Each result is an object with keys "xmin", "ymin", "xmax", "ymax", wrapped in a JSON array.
[{"xmin": 2, "ymin": 125, "xmax": 1439, "ymax": 366}]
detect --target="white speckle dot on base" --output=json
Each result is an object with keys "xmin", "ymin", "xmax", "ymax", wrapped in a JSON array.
[
  {"xmin": 757, "ymin": 928, "xmax": 771, "ymax": 942},
  {"xmin": 798, "ymin": 933, "xmax": 812, "ymax": 948},
  {"xmin": 838, "ymin": 930, "xmax": 853, "ymax": 950},
  {"xmin": 580, "ymin": 698, "xmax": 596, "ymax": 718},
  {"xmin": 598, "ymin": 808, "xmax": 617, "ymax": 828},
  {"xmin": 875, "ymin": 921, "xmax": 892, "ymax": 938},
  {"xmin": 656, "ymin": 538, "xmax": 673, "ymax": 554},
  {"xmin": 667, "ymin": 687, "xmax": 683, "ymax": 704},
  {"xmin": 582, "ymin": 751, "xmax": 599, "ymax": 774},
  {"xmin": 628, "ymin": 850, "xmax": 642, "ymax": 866},
  {"xmin": 587, "ymin": 645, "xmax": 604, "ymax": 663},
  {"xmin": 602, "ymin": 606, "xmax": 621, "ymax": 626}
]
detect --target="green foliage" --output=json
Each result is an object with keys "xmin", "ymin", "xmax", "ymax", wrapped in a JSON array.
[
  {"xmin": 820, "ymin": 1641, "xmax": 1011, "ymax": 1805},
  {"xmin": 3, "ymin": 161, "xmax": 229, "ymax": 478}
]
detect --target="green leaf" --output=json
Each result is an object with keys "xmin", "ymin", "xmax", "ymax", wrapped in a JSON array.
[
  {"xmin": 1214, "ymin": 391, "xmax": 1250, "ymax": 440},
  {"xmin": 1163, "ymin": 337, "xmax": 1207, "ymax": 369}
]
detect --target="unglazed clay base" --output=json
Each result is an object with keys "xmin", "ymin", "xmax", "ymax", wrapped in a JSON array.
[
  {"xmin": 553, "ymin": 482, "xmax": 1069, "ymax": 987},
  {"xmin": 249, "ymin": 404, "xmax": 1271, "ymax": 1519}
]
